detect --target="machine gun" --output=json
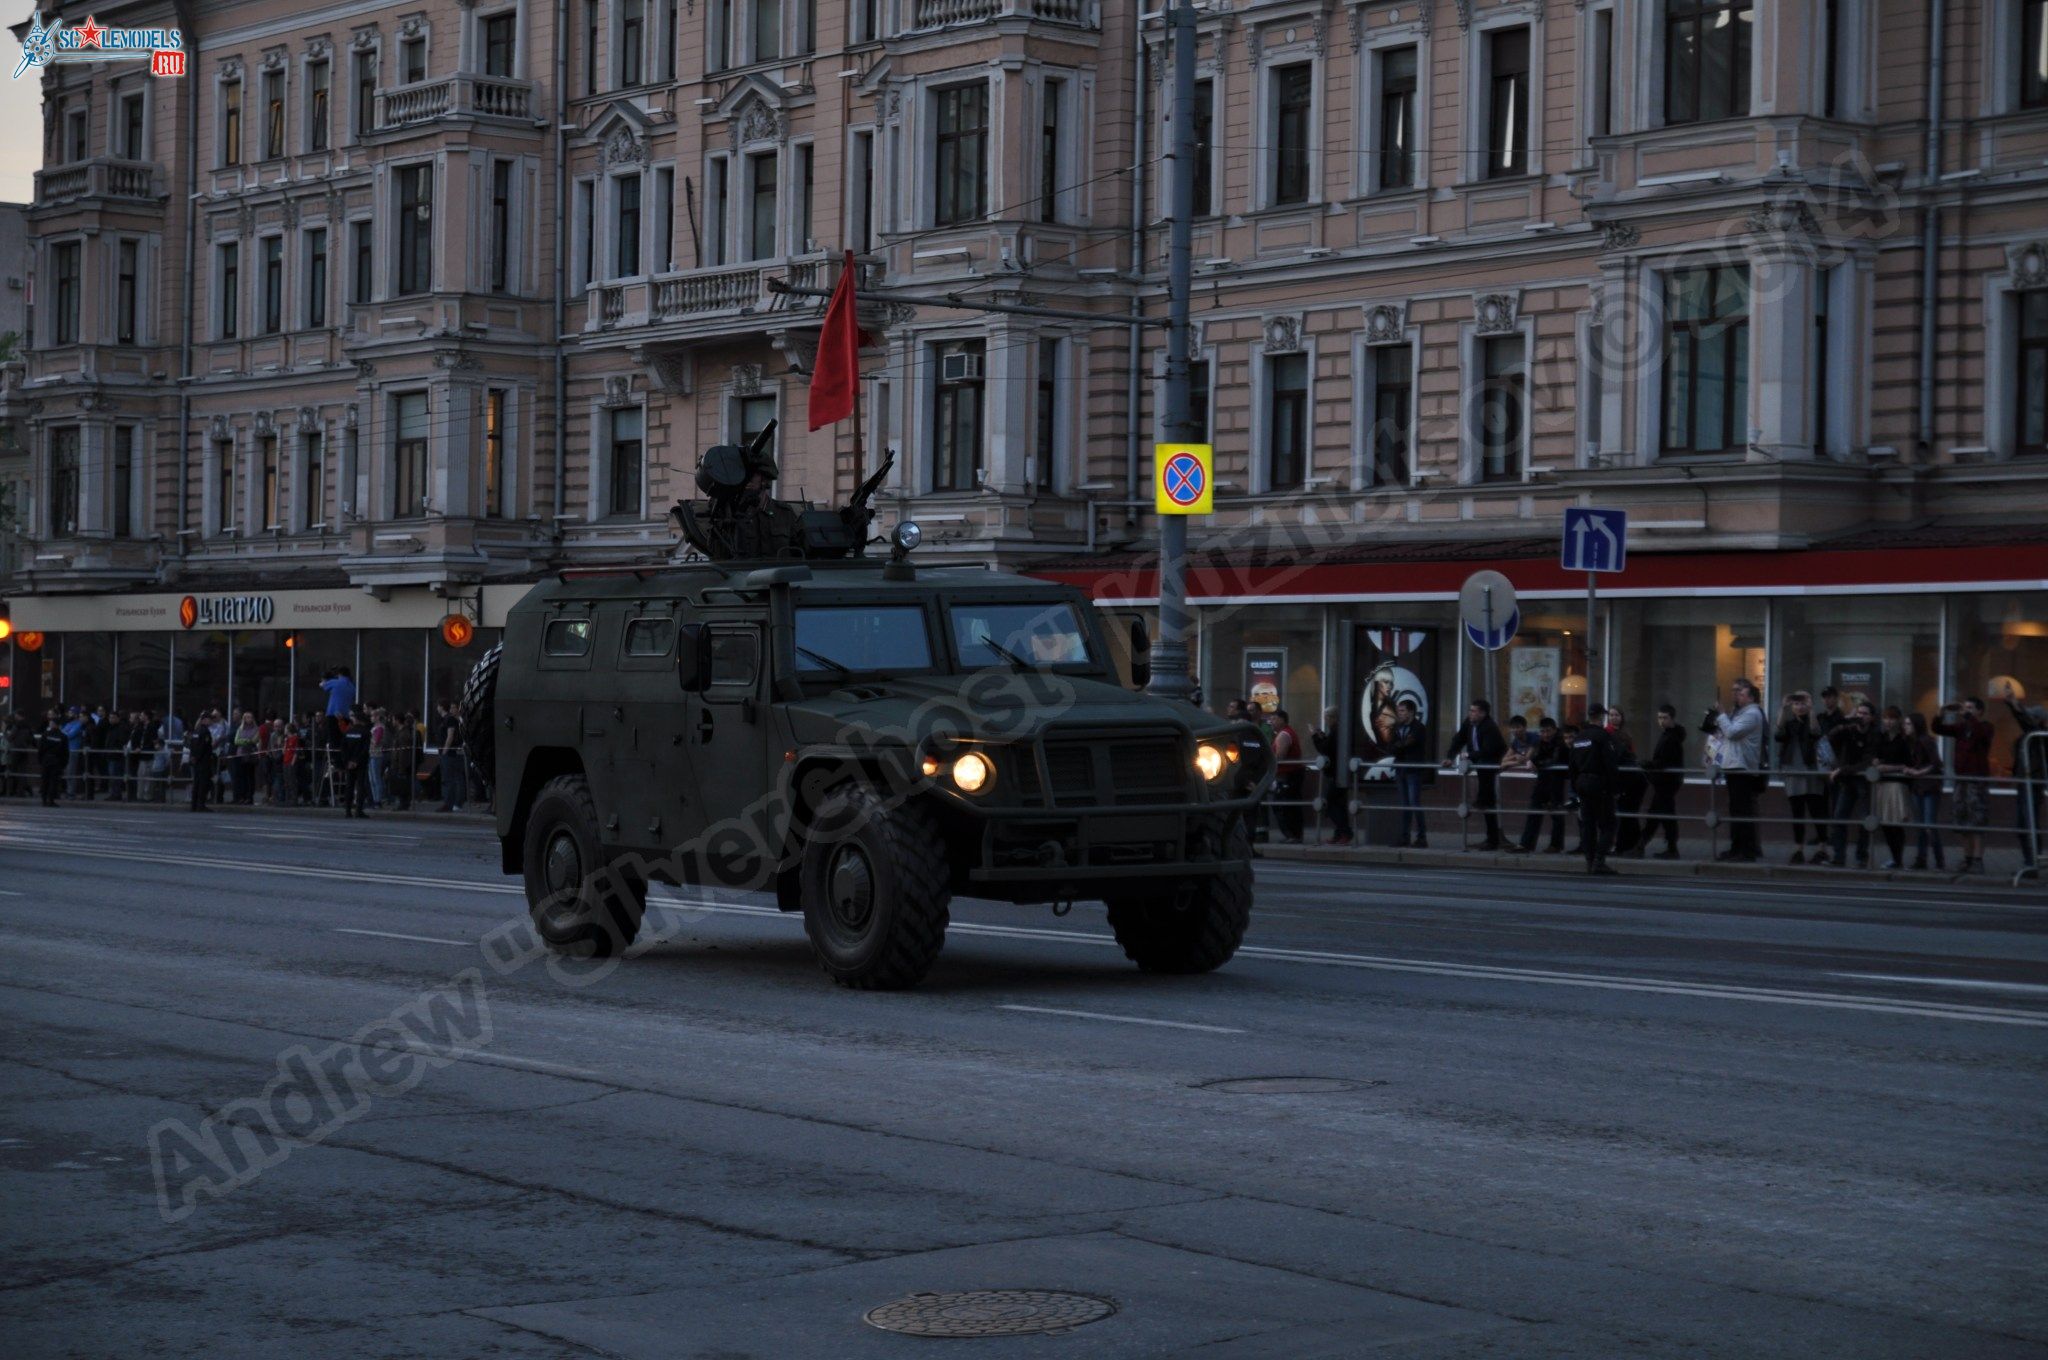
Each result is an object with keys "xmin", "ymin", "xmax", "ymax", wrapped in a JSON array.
[{"xmin": 671, "ymin": 418, "xmax": 897, "ymax": 562}]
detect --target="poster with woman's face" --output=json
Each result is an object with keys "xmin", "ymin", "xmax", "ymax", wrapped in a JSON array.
[{"xmin": 1352, "ymin": 627, "xmax": 1437, "ymax": 755}]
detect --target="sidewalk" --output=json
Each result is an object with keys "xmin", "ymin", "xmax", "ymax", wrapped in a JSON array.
[{"xmin": 0, "ymin": 793, "xmax": 494, "ymax": 825}]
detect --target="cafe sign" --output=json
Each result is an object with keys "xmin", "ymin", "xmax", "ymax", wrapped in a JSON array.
[{"xmin": 179, "ymin": 594, "xmax": 277, "ymax": 628}]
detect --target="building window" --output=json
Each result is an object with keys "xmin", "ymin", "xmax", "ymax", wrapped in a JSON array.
[
  {"xmin": 401, "ymin": 34, "xmax": 426, "ymax": 84},
  {"xmin": 353, "ymin": 49, "xmax": 377, "ymax": 139},
  {"xmin": 222, "ymin": 79, "xmax": 242, "ymax": 165},
  {"xmin": 1661, "ymin": 265, "xmax": 1749, "ymax": 456},
  {"xmin": 853, "ymin": 0, "xmax": 879, "ymax": 43},
  {"xmin": 261, "ymin": 236, "xmax": 284, "ymax": 333},
  {"xmin": 620, "ymin": 0, "xmax": 645, "ymax": 84},
  {"xmin": 49, "ymin": 428, "xmax": 80, "ymax": 538},
  {"xmin": 395, "ymin": 392, "xmax": 429, "ymax": 517},
  {"xmin": 1035, "ymin": 338, "xmax": 1060, "ymax": 492},
  {"xmin": 584, "ymin": 0, "xmax": 601, "ymax": 92},
  {"xmin": 2024, "ymin": 0, "xmax": 2048, "ymax": 109},
  {"xmin": 1486, "ymin": 27, "xmax": 1530, "ymax": 177},
  {"xmin": 1590, "ymin": 8, "xmax": 1615, "ymax": 136},
  {"xmin": 1191, "ymin": 78, "xmax": 1216, "ymax": 214},
  {"xmin": 64, "ymin": 103, "xmax": 88, "ymax": 161},
  {"xmin": 1812, "ymin": 267, "xmax": 1831, "ymax": 454},
  {"xmin": 931, "ymin": 339, "xmax": 985, "ymax": 491},
  {"xmin": 2020, "ymin": 289, "xmax": 2048, "ymax": 456},
  {"xmin": 491, "ymin": 159, "xmax": 514, "ymax": 292},
  {"xmin": 1271, "ymin": 63, "xmax": 1313, "ymax": 205},
  {"xmin": 792, "ymin": 147, "xmax": 812, "ymax": 254},
  {"xmin": 119, "ymin": 89, "xmax": 146, "ymax": 158},
  {"xmin": 1040, "ymin": 77, "xmax": 1064, "ymax": 223},
  {"xmin": 1188, "ymin": 357, "xmax": 1210, "ymax": 443},
  {"xmin": 305, "ymin": 228, "xmax": 328, "ymax": 328},
  {"xmin": 934, "ymin": 84, "xmax": 989, "ymax": 226},
  {"xmin": 663, "ymin": 0, "xmax": 680, "ymax": 80},
  {"xmin": 1377, "ymin": 46, "xmax": 1418, "ymax": 190},
  {"xmin": 1665, "ymin": 0, "xmax": 1752, "ymax": 124},
  {"xmin": 745, "ymin": 152, "xmax": 776, "ymax": 260},
  {"xmin": 395, "ymin": 162, "xmax": 433, "ymax": 295},
  {"xmin": 609, "ymin": 406, "xmax": 644, "ymax": 517},
  {"xmin": 216, "ymin": 441, "xmax": 236, "ymax": 533},
  {"xmin": 851, "ymin": 130, "xmax": 875, "ymax": 251},
  {"xmin": 752, "ymin": 0, "xmax": 781, "ymax": 61},
  {"xmin": 116, "ymin": 238, "xmax": 139, "ymax": 344},
  {"xmin": 614, "ymin": 173, "xmax": 642, "ymax": 277},
  {"xmin": 217, "ymin": 242, "xmax": 240, "ymax": 340},
  {"xmin": 113, "ymin": 427, "xmax": 136, "ymax": 537},
  {"xmin": 483, "ymin": 11, "xmax": 517, "ymax": 77},
  {"xmin": 706, "ymin": 158, "xmax": 730, "ymax": 264},
  {"xmin": 1476, "ymin": 336, "xmax": 1526, "ymax": 481},
  {"xmin": 1372, "ymin": 345, "xmax": 1413, "ymax": 485},
  {"xmin": 263, "ymin": 68, "xmax": 285, "ymax": 158},
  {"xmin": 737, "ymin": 392, "xmax": 776, "ymax": 456},
  {"xmin": 351, "ymin": 219, "xmax": 373, "ymax": 305},
  {"xmin": 574, "ymin": 179, "xmax": 597, "ymax": 283},
  {"xmin": 1265, "ymin": 352, "xmax": 1308, "ymax": 490},
  {"xmin": 308, "ymin": 59, "xmax": 330, "ymax": 151},
  {"xmin": 304, "ymin": 429, "xmax": 325, "ymax": 528},
  {"xmin": 484, "ymin": 389, "xmax": 507, "ymax": 516},
  {"xmin": 260, "ymin": 435, "xmax": 282, "ymax": 528}
]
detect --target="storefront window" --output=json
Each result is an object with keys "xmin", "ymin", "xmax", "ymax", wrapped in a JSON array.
[
  {"xmin": 60, "ymin": 632, "xmax": 116, "ymax": 710},
  {"xmin": 1340, "ymin": 606, "xmax": 1459, "ymax": 755},
  {"xmin": 1953, "ymin": 591, "xmax": 2048, "ymax": 777},
  {"xmin": 1477, "ymin": 608, "xmax": 1594, "ymax": 728},
  {"xmin": 292, "ymin": 631, "xmax": 358, "ymax": 724},
  {"xmin": 174, "ymin": 630, "xmax": 232, "ymax": 721},
  {"xmin": 1610, "ymin": 597, "xmax": 1766, "ymax": 740},
  {"xmin": 232, "ymin": 629, "xmax": 291, "ymax": 720},
  {"xmin": 1203, "ymin": 603, "xmax": 1325, "ymax": 733},
  {"xmin": 358, "ymin": 629, "xmax": 426, "ymax": 721},
  {"xmin": 428, "ymin": 626, "xmax": 501, "ymax": 746},
  {"xmin": 117, "ymin": 634, "xmax": 173, "ymax": 716},
  {"xmin": 1776, "ymin": 594, "xmax": 1941, "ymax": 722}
]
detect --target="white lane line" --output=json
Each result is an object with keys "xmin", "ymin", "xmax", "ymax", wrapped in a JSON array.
[
  {"xmin": 1828, "ymin": 972, "xmax": 2048, "ymax": 996},
  {"xmin": 333, "ymin": 927, "xmax": 471, "ymax": 947},
  {"xmin": 11, "ymin": 836, "xmax": 2047, "ymax": 1028},
  {"xmin": 0, "ymin": 889, "xmax": 22, "ymax": 898},
  {"xmin": 455, "ymin": 1051, "xmax": 601, "ymax": 1078},
  {"xmin": 999, "ymin": 1004, "xmax": 1245, "ymax": 1035}
]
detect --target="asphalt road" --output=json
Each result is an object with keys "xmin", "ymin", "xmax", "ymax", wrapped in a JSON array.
[{"xmin": 1, "ymin": 802, "xmax": 2044, "ymax": 1358}]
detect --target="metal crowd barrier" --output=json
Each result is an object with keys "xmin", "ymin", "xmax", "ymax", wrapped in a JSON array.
[{"xmin": 0, "ymin": 739, "xmax": 446, "ymax": 809}]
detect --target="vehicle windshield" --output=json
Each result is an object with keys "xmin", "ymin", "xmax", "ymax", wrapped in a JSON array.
[
  {"xmin": 950, "ymin": 602, "xmax": 1095, "ymax": 670},
  {"xmin": 793, "ymin": 606, "xmax": 934, "ymax": 674}
]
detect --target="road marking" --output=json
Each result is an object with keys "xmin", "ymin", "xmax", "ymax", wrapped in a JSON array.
[
  {"xmin": 998, "ymin": 1004, "xmax": 1245, "ymax": 1035},
  {"xmin": 454, "ymin": 1051, "xmax": 601, "ymax": 1078},
  {"xmin": 9, "ymin": 836, "xmax": 2046, "ymax": 1028},
  {"xmin": 333, "ymin": 927, "xmax": 471, "ymax": 946},
  {"xmin": 1828, "ymin": 972, "xmax": 2048, "ymax": 996},
  {"xmin": 0, "ymin": 889, "xmax": 22, "ymax": 898}
]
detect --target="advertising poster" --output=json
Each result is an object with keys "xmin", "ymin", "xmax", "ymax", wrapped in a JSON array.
[
  {"xmin": 1511, "ymin": 646, "xmax": 1560, "ymax": 724},
  {"xmin": 1351, "ymin": 626, "xmax": 1438, "ymax": 762},
  {"xmin": 1828, "ymin": 659, "xmax": 1885, "ymax": 713},
  {"xmin": 1244, "ymin": 648, "xmax": 1287, "ymax": 714}
]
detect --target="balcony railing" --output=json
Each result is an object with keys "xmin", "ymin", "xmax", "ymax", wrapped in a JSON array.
[
  {"xmin": 376, "ymin": 74, "xmax": 537, "ymax": 131},
  {"xmin": 34, "ymin": 157, "xmax": 161, "ymax": 206},
  {"xmin": 583, "ymin": 256, "xmax": 833, "ymax": 334},
  {"xmin": 909, "ymin": 0, "xmax": 1097, "ymax": 27}
]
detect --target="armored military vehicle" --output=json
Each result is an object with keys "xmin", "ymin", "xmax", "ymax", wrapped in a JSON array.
[{"xmin": 462, "ymin": 425, "xmax": 1269, "ymax": 989}]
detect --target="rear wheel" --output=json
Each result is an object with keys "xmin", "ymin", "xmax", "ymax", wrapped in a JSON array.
[
  {"xmin": 521, "ymin": 775, "xmax": 644, "ymax": 958},
  {"xmin": 799, "ymin": 786, "xmax": 950, "ymax": 989},
  {"xmin": 1105, "ymin": 821, "xmax": 1253, "ymax": 974},
  {"xmin": 459, "ymin": 642, "xmax": 501, "ymax": 803}
]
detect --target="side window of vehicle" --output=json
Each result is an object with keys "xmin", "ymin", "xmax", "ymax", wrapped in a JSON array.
[
  {"xmin": 622, "ymin": 616, "xmax": 674, "ymax": 658},
  {"xmin": 542, "ymin": 618, "xmax": 593, "ymax": 657},
  {"xmin": 707, "ymin": 626, "xmax": 760, "ymax": 689}
]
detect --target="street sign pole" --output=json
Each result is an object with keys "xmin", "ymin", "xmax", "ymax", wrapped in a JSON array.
[
  {"xmin": 1586, "ymin": 572, "xmax": 1598, "ymax": 704},
  {"xmin": 1145, "ymin": 0, "xmax": 1199, "ymax": 703},
  {"xmin": 1483, "ymin": 586, "xmax": 1497, "ymax": 713}
]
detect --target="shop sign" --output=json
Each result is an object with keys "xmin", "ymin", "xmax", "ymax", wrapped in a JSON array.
[
  {"xmin": 180, "ymin": 594, "xmax": 276, "ymax": 628},
  {"xmin": 1244, "ymin": 648, "xmax": 1286, "ymax": 713}
]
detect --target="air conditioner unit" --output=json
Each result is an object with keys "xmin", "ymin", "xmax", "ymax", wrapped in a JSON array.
[{"xmin": 940, "ymin": 352, "xmax": 983, "ymax": 382}]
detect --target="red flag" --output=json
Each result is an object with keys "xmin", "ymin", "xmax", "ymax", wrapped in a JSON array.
[{"xmin": 807, "ymin": 250, "xmax": 870, "ymax": 431}]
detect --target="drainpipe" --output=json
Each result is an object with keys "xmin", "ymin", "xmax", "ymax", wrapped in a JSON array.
[
  {"xmin": 1917, "ymin": 0, "xmax": 1945, "ymax": 461},
  {"xmin": 175, "ymin": 0, "xmax": 198, "ymax": 566},
  {"xmin": 551, "ymin": 0, "xmax": 569, "ymax": 532},
  {"xmin": 1123, "ymin": 4, "xmax": 1149, "ymax": 509}
]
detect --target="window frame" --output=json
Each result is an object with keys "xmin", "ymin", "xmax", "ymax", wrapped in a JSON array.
[
  {"xmin": 220, "ymin": 76, "xmax": 243, "ymax": 166},
  {"xmin": 306, "ymin": 55, "xmax": 330, "ymax": 152},
  {"xmin": 2015, "ymin": 288, "xmax": 2048, "ymax": 457},
  {"xmin": 1268, "ymin": 61, "xmax": 1315, "ymax": 207},
  {"xmin": 216, "ymin": 239, "xmax": 241, "ymax": 341},
  {"xmin": 115, "ymin": 237, "xmax": 140, "ymax": 345},
  {"xmin": 606, "ymin": 404, "xmax": 647, "ymax": 519},
  {"xmin": 262, "ymin": 65, "xmax": 286, "ymax": 160},
  {"xmin": 932, "ymin": 81, "xmax": 990, "ymax": 227},
  {"xmin": 1483, "ymin": 25, "xmax": 1532, "ymax": 179},
  {"xmin": 48, "ymin": 426, "xmax": 81, "ymax": 539},
  {"xmin": 490, "ymin": 158, "xmax": 515, "ymax": 293},
  {"xmin": 259, "ymin": 232, "xmax": 285, "ymax": 334},
  {"xmin": 393, "ymin": 390, "xmax": 431, "ymax": 518},
  {"xmin": 484, "ymin": 388, "xmax": 509, "ymax": 516},
  {"xmin": 1472, "ymin": 332, "xmax": 1529, "ymax": 484},
  {"xmin": 929, "ymin": 338, "xmax": 986, "ymax": 493},
  {"xmin": 304, "ymin": 226, "xmax": 329, "ymax": 329},
  {"xmin": 1662, "ymin": 0, "xmax": 1754, "ymax": 126},
  {"xmin": 393, "ymin": 159, "xmax": 435, "ymax": 297},
  {"xmin": 1658, "ymin": 263, "xmax": 1751, "ymax": 459},
  {"xmin": 1264, "ymin": 350, "xmax": 1309, "ymax": 492}
]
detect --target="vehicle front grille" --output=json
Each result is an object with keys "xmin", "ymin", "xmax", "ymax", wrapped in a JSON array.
[
  {"xmin": 1044, "ymin": 744, "xmax": 1096, "ymax": 807},
  {"xmin": 1037, "ymin": 735, "xmax": 1188, "ymax": 808}
]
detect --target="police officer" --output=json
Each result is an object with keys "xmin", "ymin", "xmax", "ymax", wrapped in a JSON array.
[
  {"xmin": 339, "ymin": 707, "xmax": 373, "ymax": 818},
  {"xmin": 185, "ymin": 714, "xmax": 216, "ymax": 812},
  {"xmin": 37, "ymin": 712, "xmax": 70, "ymax": 807},
  {"xmin": 1569, "ymin": 703, "xmax": 1621, "ymax": 875}
]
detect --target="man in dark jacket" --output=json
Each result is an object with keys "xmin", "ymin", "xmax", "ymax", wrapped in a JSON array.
[
  {"xmin": 1387, "ymin": 701, "xmax": 1430, "ymax": 848},
  {"xmin": 339, "ymin": 710, "xmax": 373, "ymax": 818},
  {"xmin": 185, "ymin": 716, "xmax": 216, "ymax": 812},
  {"xmin": 1444, "ymin": 699, "xmax": 1507, "ymax": 850},
  {"xmin": 1569, "ymin": 704, "xmax": 1622, "ymax": 874},
  {"xmin": 1821, "ymin": 702, "xmax": 1875, "ymax": 867},
  {"xmin": 37, "ymin": 713, "xmax": 70, "ymax": 807},
  {"xmin": 1510, "ymin": 718, "xmax": 1570, "ymax": 853},
  {"xmin": 1642, "ymin": 705, "xmax": 1687, "ymax": 859},
  {"xmin": 1935, "ymin": 696, "xmax": 1993, "ymax": 873},
  {"xmin": 1310, "ymin": 707, "xmax": 1353, "ymax": 845}
]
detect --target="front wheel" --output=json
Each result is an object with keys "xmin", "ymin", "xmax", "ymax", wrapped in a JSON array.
[
  {"xmin": 1105, "ymin": 822, "xmax": 1253, "ymax": 974},
  {"xmin": 798, "ymin": 786, "xmax": 951, "ymax": 989},
  {"xmin": 522, "ymin": 775, "xmax": 645, "ymax": 958}
]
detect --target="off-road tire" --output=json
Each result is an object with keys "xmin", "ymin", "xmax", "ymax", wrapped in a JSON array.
[
  {"xmin": 459, "ymin": 642, "xmax": 502, "ymax": 800},
  {"xmin": 798, "ymin": 785, "xmax": 950, "ymax": 989},
  {"xmin": 522, "ymin": 775, "xmax": 645, "ymax": 958},
  {"xmin": 1105, "ymin": 820, "xmax": 1253, "ymax": 974}
]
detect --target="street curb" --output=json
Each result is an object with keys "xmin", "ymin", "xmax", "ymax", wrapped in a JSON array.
[
  {"xmin": 1, "ymin": 795, "xmax": 494, "ymax": 827},
  {"xmin": 1258, "ymin": 841, "xmax": 2047, "ymax": 895}
]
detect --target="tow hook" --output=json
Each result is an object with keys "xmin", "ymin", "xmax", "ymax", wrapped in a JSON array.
[{"xmin": 1052, "ymin": 898, "xmax": 1074, "ymax": 918}]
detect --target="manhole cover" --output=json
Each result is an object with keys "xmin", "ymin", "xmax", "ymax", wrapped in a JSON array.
[
  {"xmin": 1197, "ymin": 1076, "xmax": 1376, "ymax": 1095},
  {"xmin": 863, "ymin": 1289, "xmax": 1116, "ymax": 1338}
]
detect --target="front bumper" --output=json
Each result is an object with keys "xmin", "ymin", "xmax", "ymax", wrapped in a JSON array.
[{"xmin": 959, "ymin": 799, "xmax": 1256, "ymax": 887}]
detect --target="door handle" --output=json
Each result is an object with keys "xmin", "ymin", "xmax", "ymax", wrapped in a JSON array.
[{"xmin": 696, "ymin": 710, "xmax": 715, "ymax": 743}]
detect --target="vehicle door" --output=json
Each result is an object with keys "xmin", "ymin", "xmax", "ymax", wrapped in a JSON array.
[
  {"xmin": 679, "ymin": 610, "xmax": 781, "ymax": 879},
  {"xmin": 613, "ymin": 606, "xmax": 692, "ymax": 853}
]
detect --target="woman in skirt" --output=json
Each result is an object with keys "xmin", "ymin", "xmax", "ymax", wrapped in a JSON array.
[{"xmin": 1870, "ymin": 706, "xmax": 1917, "ymax": 871}]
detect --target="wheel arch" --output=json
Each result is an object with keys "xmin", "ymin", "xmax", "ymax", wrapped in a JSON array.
[{"xmin": 501, "ymin": 747, "xmax": 589, "ymax": 874}]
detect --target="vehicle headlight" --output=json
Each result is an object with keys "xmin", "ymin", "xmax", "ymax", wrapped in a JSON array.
[
  {"xmin": 951, "ymin": 751, "xmax": 994, "ymax": 794},
  {"xmin": 1195, "ymin": 743, "xmax": 1227, "ymax": 782}
]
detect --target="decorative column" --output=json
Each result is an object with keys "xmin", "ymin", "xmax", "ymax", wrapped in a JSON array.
[{"xmin": 1744, "ymin": 200, "xmax": 1821, "ymax": 462}]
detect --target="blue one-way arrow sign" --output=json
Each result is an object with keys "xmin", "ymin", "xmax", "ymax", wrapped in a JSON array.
[{"xmin": 1562, "ymin": 507, "xmax": 1627, "ymax": 574}]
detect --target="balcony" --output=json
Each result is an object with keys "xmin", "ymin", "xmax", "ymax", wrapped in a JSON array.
[
  {"xmin": 375, "ymin": 74, "xmax": 538, "ymax": 132},
  {"xmin": 908, "ymin": 0, "xmax": 1098, "ymax": 29},
  {"xmin": 582, "ymin": 255, "xmax": 833, "ymax": 340},
  {"xmin": 33, "ymin": 157, "xmax": 161, "ymax": 208}
]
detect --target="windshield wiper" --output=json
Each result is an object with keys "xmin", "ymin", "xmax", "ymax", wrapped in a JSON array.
[
  {"xmin": 976, "ymin": 633, "xmax": 1037, "ymax": 672},
  {"xmin": 795, "ymin": 645, "xmax": 853, "ymax": 676}
]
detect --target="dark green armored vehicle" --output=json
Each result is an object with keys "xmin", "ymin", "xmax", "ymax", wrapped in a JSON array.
[{"xmin": 464, "ymin": 432, "xmax": 1268, "ymax": 989}]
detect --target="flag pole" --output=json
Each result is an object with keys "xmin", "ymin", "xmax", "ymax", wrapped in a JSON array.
[{"xmin": 848, "ymin": 252, "xmax": 864, "ymax": 500}]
